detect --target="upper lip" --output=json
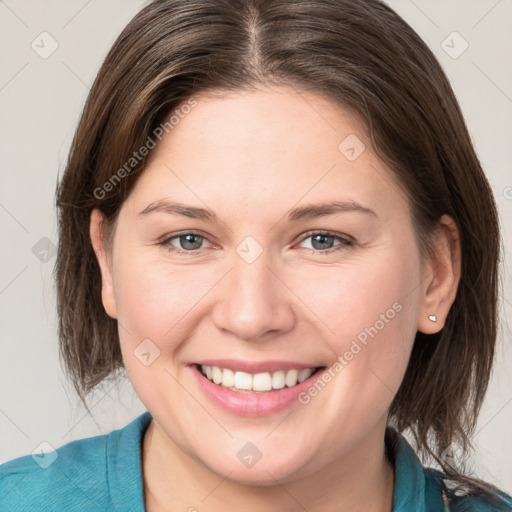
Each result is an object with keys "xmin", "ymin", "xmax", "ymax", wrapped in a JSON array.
[{"xmin": 191, "ymin": 359, "xmax": 323, "ymax": 374}]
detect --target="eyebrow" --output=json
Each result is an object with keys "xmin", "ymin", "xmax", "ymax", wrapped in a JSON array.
[
  {"xmin": 138, "ymin": 200, "xmax": 216, "ymax": 221},
  {"xmin": 137, "ymin": 199, "xmax": 379, "ymax": 222},
  {"xmin": 287, "ymin": 200, "xmax": 378, "ymax": 221}
]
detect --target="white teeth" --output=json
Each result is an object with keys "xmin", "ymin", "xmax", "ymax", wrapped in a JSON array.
[
  {"xmin": 285, "ymin": 369, "xmax": 299, "ymax": 387},
  {"xmin": 252, "ymin": 372, "xmax": 272, "ymax": 391},
  {"xmin": 298, "ymin": 368, "xmax": 313, "ymax": 383},
  {"xmin": 271, "ymin": 370, "xmax": 286, "ymax": 389},
  {"xmin": 222, "ymin": 368, "xmax": 235, "ymax": 387},
  {"xmin": 200, "ymin": 365, "xmax": 318, "ymax": 392},
  {"xmin": 234, "ymin": 371, "xmax": 253, "ymax": 390},
  {"xmin": 212, "ymin": 366, "xmax": 222, "ymax": 384}
]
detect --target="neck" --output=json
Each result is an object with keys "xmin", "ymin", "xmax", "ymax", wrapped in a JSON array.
[{"xmin": 142, "ymin": 419, "xmax": 395, "ymax": 512}]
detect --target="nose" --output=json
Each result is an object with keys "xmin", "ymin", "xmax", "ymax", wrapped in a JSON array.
[{"xmin": 211, "ymin": 252, "xmax": 296, "ymax": 342}]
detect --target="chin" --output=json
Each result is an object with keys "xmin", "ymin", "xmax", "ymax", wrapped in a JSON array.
[{"xmin": 197, "ymin": 448, "xmax": 314, "ymax": 487}]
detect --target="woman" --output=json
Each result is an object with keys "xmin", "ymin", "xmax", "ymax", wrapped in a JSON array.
[{"xmin": 1, "ymin": 0, "xmax": 511, "ymax": 510}]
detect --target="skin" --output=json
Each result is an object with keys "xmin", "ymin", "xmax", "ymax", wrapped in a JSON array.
[{"xmin": 90, "ymin": 85, "xmax": 461, "ymax": 512}]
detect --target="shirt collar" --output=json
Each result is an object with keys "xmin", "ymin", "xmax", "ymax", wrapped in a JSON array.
[
  {"xmin": 108, "ymin": 411, "xmax": 152, "ymax": 511},
  {"xmin": 386, "ymin": 426, "xmax": 444, "ymax": 512}
]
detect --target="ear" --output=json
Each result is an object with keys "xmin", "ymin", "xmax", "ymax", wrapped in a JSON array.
[
  {"xmin": 89, "ymin": 208, "xmax": 117, "ymax": 319},
  {"xmin": 417, "ymin": 214, "xmax": 461, "ymax": 334}
]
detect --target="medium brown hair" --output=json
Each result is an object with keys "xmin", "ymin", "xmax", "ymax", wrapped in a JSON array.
[{"xmin": 55, "ymin": 0, "xmax": 505, "ymax": 501}]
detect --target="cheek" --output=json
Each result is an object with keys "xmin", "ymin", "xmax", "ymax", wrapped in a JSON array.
[
  {"xmin": 282, "ymin": 250, "xmax": 420, "ymax": 451},
  {"xmin": 109, "ymin": 257, "xmax": 228, "ymax": 406},
  {"xmin": 291, "ymin": 250, "xmax": 418, "ymax": 343},
  {"xmin": 111, "ymin": 254, "xmax": 211, "ymax": 407},
  {"xmin": 113, "ymin": 258, "xmax": 207, "ymax": 340},
  {"xmin": 288, "ymin": 245, "xmax": 420, "ymax": 395}
]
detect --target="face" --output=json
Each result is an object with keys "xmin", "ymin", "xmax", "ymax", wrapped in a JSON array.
[{"xmin": 90, "ymin": 85, "xmax": 443, "ymax": 484}]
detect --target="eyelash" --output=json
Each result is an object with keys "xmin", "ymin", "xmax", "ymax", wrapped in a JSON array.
[{"xmin": 156, "ymin": 230, "xmax": 354, "ymax": 256}]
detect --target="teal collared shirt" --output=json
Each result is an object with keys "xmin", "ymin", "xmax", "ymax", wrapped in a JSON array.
[{"xmin": 1, "ymin": 411, "xmax": 511, "ymax": 511}]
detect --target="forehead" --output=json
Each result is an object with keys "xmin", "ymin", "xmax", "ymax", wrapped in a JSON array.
[
  {"xmin": 160, "ymin": 86, "xmax": 367, "ymax": 161},
  {"xmin": 122, "ymin": 86, "xmax": 410, "ymax": 224}
]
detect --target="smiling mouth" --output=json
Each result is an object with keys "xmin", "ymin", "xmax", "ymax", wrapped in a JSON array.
[{"xmin": 195, "ymin": 364, "xmax": 325, "ymax": 393}]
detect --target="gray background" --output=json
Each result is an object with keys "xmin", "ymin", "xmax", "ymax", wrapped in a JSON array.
[{"xmin": 1, "ymin": 0, "xmax": 511, "ymax": 495}]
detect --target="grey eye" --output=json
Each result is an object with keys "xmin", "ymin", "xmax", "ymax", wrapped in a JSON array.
[
  {"xmin": 176, "ymin": 234, "xmax": 204, "ymax": 250},
  {"xmin": 309, "ymin": 234, "xmax": 337, "ymax": 250}
]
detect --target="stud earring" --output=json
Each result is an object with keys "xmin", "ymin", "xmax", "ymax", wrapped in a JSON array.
[{"xmin": 428, "ymin": 315, "xmax": 437, "ymax": 322}]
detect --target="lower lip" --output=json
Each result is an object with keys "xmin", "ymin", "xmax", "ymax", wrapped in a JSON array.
[{"xmin": 189, "ymin": 364, "xmax": 324, "ymax": 417}]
